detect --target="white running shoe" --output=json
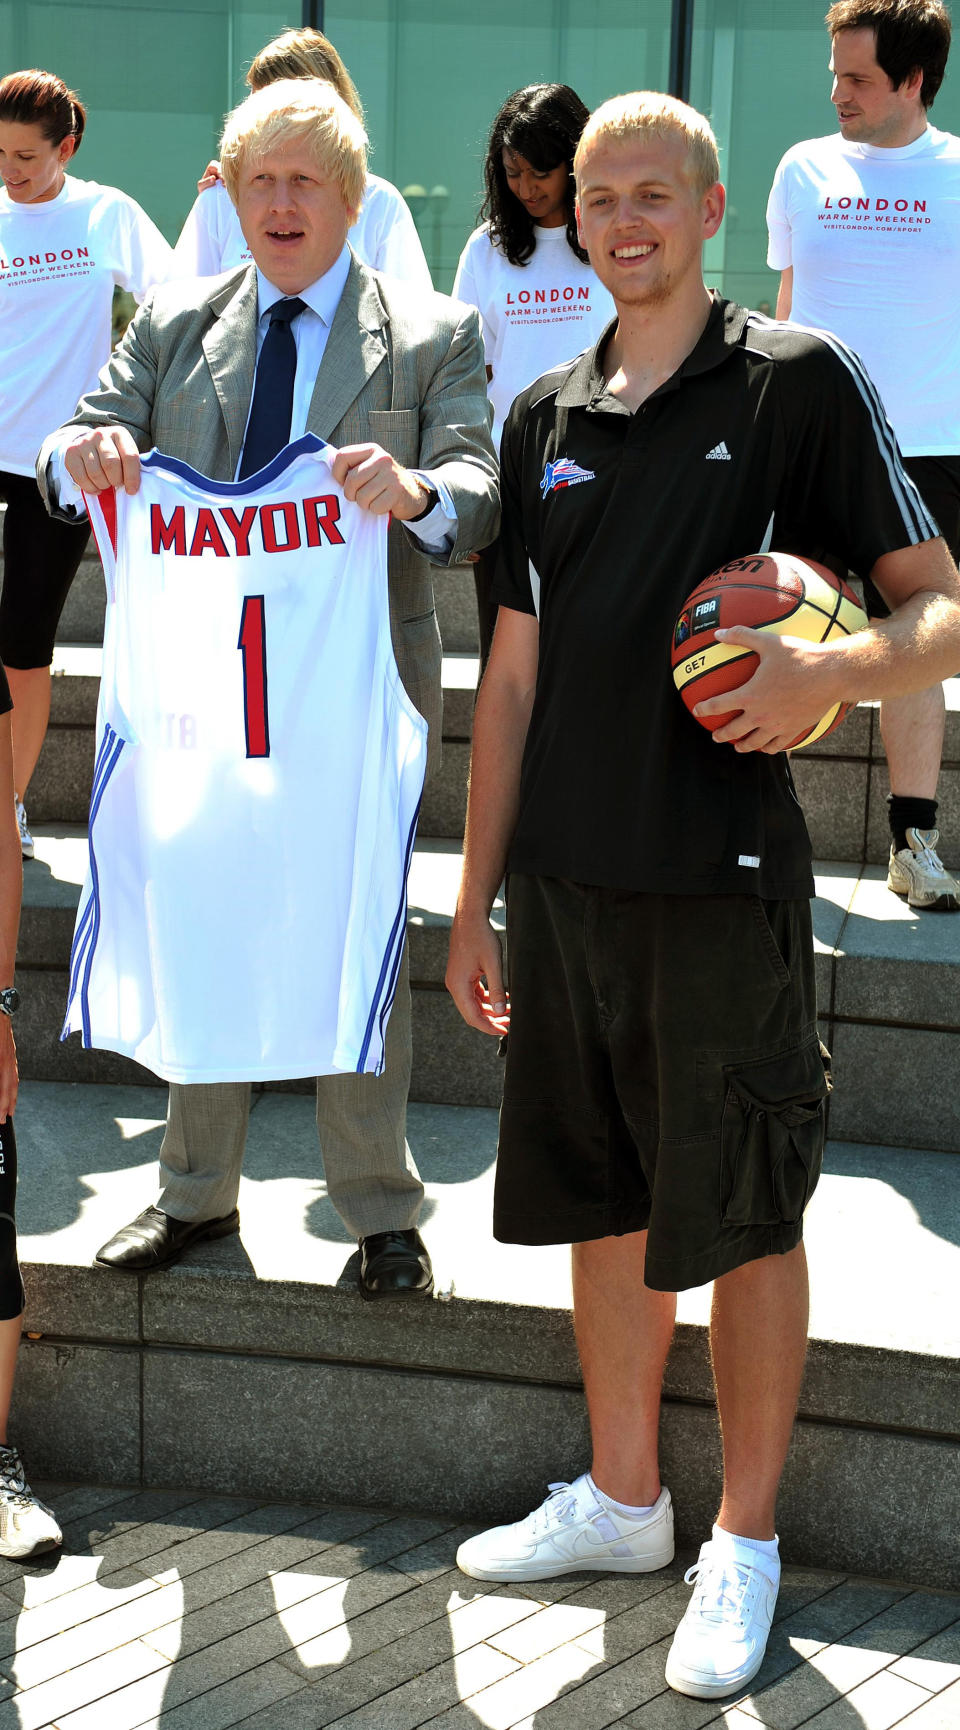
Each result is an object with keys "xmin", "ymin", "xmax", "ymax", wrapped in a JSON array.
[
  {"xmin": 665, "ymin": 1533, "xmax": 779, "ymax": 1699},
  {"xmin": 15, "ymin": 800, "xmax": 33, "ymax": 861},
  {"xmin": 887, "ymin": 827, "xmax": 959, "ymax": 911},
  {"xmin": 0, "ymin": 1444, "xmax": 62, "ymax": 1559},
  {"xmin": 456, "ymin": 1476, "xmax": 674, "ymax": 1582}
]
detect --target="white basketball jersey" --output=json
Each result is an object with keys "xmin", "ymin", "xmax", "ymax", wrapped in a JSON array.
[{"xmin": 63, "ymin": 435, "xmax": 428, "ymax": 1084}]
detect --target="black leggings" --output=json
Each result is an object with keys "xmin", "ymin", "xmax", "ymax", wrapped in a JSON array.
[
  {"xmin": 0, "ymin": 471, "xmax": 90, "ymax": 668},
  {"xmin": 0, "ymin": 1119, "xmax": 23, "ymax": 1322}
]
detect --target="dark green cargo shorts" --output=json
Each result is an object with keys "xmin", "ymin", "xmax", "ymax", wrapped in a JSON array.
[{"xmin": 495, "ymin": 875, "xmax": 828, "ymax": 1292}]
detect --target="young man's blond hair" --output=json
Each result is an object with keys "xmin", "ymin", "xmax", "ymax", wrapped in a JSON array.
[
  {"xmin": 220, "ymin": 78, "xmax": 367, "ymax": 220},
  {"xmin": 574, "ymin": 92, "xmax": 720, "ymax": 197}
]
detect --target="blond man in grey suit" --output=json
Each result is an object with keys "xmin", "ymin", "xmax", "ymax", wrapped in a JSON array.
[{"xmin": 39, "ymin": 80, "xmax": 498, "ymax": 1294}]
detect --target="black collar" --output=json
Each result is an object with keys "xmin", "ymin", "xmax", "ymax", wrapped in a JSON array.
[{"xmin": 556, "ymin": 294, "xmax": 752, "ymax": 413}]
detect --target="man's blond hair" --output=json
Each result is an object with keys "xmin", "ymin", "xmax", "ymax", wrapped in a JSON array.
[
  {"xmin": 574, "ymin": 93, "xmax": 720, "ymax": 197},
  {"xmin": 220, "ymin": 79, "xmax": 367, "ymax": 219}
]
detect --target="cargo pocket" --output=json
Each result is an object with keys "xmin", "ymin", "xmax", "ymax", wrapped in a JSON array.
[{"xmin": 720, "ymin": 1040, "xmax": 828, "ymax": 1227}]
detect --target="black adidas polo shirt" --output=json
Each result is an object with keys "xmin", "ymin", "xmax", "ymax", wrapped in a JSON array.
[{"xmin": 493, "ymin": 296, "xmax": 939, "ymax": 899}]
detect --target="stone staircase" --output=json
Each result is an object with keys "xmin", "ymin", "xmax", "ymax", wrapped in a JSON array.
[{"xmin": 4, "ymin": 534, "xmax": 960, "ymax": 1591}]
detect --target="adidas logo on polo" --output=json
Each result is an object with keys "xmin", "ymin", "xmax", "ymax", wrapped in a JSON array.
[{"xmin": 705, "ymin": 441, "xmax": 732, "ymax": 461}]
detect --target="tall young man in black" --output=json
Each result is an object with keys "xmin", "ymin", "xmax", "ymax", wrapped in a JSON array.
[{"xmin": 446, "ymin": 93, "xmax": 960, "ymax": 1702}]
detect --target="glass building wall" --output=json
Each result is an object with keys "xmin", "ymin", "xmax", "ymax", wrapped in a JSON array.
[
  {"xmin": 2, "ymin": 0, "xmax": 958, "ymax": 301},
  {"xmin": 0, "ymin": 0, "xmax": 289, "ymax": 242},
  {"xmin": 690, "ymin": 0, "xmax": 960, "ymax": 312},
  {"xmin": 327, "ymin": 0, "xmax": 672, "ymax": 290}
]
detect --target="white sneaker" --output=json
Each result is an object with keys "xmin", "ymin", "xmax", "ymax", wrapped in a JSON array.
[
  {"xmin": 0, "ymin": 1445, "xmax": 61, "ymax": 1559},
  {"xmin": 665, "ymin": 1533, "xmax": 779, "ymax": 1699},
  {"xmin": 15, "ymin": 800, "xmax": 33, "ymax": 861},
  {"xmin": 887, "ymin": 827, "xmax": 959, "ymax": 911},
  {"xmin": 456, "ymin": 1476, "xmax": 674, "ymax": 1582}
]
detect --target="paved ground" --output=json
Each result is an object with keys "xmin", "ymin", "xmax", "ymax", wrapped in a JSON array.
[{"xmin": 0, "ymin": 1487, "xmax": 954, "ymax": 1729}]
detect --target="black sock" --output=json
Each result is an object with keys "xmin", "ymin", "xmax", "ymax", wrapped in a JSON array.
[{"xmin": 887, "ymin": 794, "xmax": 938, "ymax": 853}]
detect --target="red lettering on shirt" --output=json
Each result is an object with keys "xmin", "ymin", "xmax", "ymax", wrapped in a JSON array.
[
  {"xmin": 303, "ymin": 495, "xmax": 345, "ymax": 547},
  {"xmin": 189, "ymin": 509, "xmax": 229, "ymax": 557},
  {"xmin": 151, "ymin": 504, "xmax": 186, "ymax": 556},
  {"xmin": 219, "ymin": 506, "xmax": 258, "ymax": 557},
  {"xmin": 260, "ymin": 501, "xmax": 301, "ymax": 554}
]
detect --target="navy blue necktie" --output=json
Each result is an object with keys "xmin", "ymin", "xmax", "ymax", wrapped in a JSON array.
[{"xmin": 239, "ymin": 296, "xmax": 307, "ymax": 479}]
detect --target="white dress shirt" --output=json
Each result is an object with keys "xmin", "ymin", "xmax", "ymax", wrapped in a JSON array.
[{"xmin": 43, "ymin": 244, "xmax": 457, "ymax": 551}]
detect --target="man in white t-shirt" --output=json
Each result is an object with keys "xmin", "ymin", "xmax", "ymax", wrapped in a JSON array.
[{"xmin": 767, "ymin": 0, "xmax": 960, "ymax": 910}]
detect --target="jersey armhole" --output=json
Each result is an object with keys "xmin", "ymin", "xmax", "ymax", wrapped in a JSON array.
[{"xmin": 84, "ymin": 489, "xmax": 118, "ymax": 600}]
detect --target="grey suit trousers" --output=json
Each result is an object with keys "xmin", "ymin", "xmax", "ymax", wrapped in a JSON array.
[{"xmin": 156, "ymin": 946, "xmax": 424, "ymax": 1239}]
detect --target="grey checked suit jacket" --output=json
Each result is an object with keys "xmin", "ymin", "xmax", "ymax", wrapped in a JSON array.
[{"xmin": 41, "ymin": 254, "xmax": 499, "ymax": 772}]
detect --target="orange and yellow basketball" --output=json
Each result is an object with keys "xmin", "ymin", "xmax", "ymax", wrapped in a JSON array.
[{"xmin": 671, "ymin": 552, "xmax": 868, "ymax": 749}]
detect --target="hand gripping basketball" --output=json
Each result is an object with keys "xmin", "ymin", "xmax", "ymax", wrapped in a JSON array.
[{"xmin": 671, "ymin": 552, "xmax": 868, "ymax": 750}]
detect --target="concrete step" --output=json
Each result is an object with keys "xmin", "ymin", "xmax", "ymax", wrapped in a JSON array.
[
  {"xmin": 47, "ymin": 643, "xmax": 480, "ymax": 738},
  {"xmin": 15, "ymin": 834, "xmax": 960, "ymax": 1147},
  {"xmin": 17, "ymin": 828, "xmax": 506, "ymax": 1108},
  {"xmin": 48, "ymin": 551, "xmax": 483, "ymax": 657},
  {"xmin": 792, "ymin": 680, "xmax": 960, "ymax": 867},
  {"xmin": 435, "ymin": 565, "xmax": 480, "ymax": 654},
  {"xmin": 10, "ymin": 1079, "xmax": 960, "ymax": 1590},
  {"xmin": 37, "ymin": 638, "xmax": 960, "ymax": 860},
  {"xmin": 31, "ymin": 646, "xmax": 476, "ymax": 839}
]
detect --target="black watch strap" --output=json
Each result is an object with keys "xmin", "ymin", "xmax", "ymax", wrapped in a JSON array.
[{"xmin": 409, "ymin": 482, "xmax": 439, "ymax": 523}]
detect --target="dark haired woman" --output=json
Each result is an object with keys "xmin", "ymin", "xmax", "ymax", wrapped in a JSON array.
[
  {"xmin": 0, "ymin": 69, "xmax": 173, "ymax": 857},
  {"xmin": 454, "ymin": 84, "xmax": 614, "ymax": 664}
]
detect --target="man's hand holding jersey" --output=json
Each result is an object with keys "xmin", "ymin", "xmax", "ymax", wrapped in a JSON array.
[
  {"xmin": 64, "ymin": 426, "xmax": 142, "ymax": 497},
  {"xmin": 331, "ymin": 445, "xmax": 437, "ymax": 521},
  {"xmin": 64, "ymin": 429, "xmax": 431, "ymax": 522}
]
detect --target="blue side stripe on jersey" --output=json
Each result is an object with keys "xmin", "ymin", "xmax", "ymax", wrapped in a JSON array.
[
  {"xmin": 77, "ymin": 728, "xmax": 126, "ymax": 1048},
  {"xmin": 142, "ymin": 433, "xmax": 333, "ymax": 497},
  {"xmin": 373, "ymin": 810, "xmax": 421, "ymax": 1072},
  {"xmin": 371, "ymin": 909, "xmax": 408, "ymax": 1078},
  {"xmin": 66, "ymin": 723, "xmax": 122, "ymax": 1004},
  {"xmin": 62, "ymin": 725, "xmax": 121, "ymax": 1028},
  {"xmin": 356, "ymin": 793, "xmax": 423, "ymax": 1074},
  {"xmin": 62, "ymin": 895, "xmax": 95, "ymax": 1039}
]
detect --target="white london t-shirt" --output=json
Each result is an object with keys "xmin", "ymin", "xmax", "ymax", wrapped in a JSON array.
[
  {"xmin": 0, "ymin": 175, "xmax": 174, "ymax": 475},
  {"xmin": 174, "ymin": 176, "xmax": 433, "ymax": 293},
  {"xmin": 453, "ymin": 223, "xmax": 616, "ymax": 449},
  {"xmin": 766, "ymin": 127, "xmax": 960, "ymax": 455}
]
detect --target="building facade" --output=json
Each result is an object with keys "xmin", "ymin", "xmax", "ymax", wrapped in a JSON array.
[{"xmin": 2, "ymin": 0, "xmax": 959, "ymax": 304}]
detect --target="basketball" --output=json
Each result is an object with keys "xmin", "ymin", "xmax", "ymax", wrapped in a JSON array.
[{"xmin": 671, "ymin": 552, "xmax": 868, "ymax": 749}]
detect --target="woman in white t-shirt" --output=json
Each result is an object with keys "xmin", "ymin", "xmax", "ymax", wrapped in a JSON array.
[
  {"xmin": 175, "ymin": 26, "xmax": 432, "ymax": 292},
  {"xmin": 0, "ymin": 70, "xmax": 173, "ymax": 855},
  {"xmin": 454, "ymin": 84, "xmax": 615, "ymax": 666}
]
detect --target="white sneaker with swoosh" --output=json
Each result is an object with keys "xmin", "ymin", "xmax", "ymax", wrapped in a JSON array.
[
  {"xmin": 456, "ymin": 1476, "xmax": 674, "ymax": 1582},
  {"xmin": 665, "ymin": 1534, "xmax": 779, "ymax": 1698}
]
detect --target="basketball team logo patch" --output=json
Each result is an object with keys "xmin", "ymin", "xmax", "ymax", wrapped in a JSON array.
[{"xmin": 540, "ymin": 456, "xmax": 596, "ymax": 498}]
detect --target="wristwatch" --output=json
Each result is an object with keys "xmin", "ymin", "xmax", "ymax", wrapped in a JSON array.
[
  {"xmin": 0, "ymin": 988, "xmax": 20, "ymax": 1018},
  {"xmin": 409, "ymin": 479, "xmax": 439, "ymax": 522}
]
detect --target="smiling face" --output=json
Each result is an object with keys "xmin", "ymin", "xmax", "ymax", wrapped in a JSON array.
[
  {"xmin": 575, "ymin": 130, "xmax": 724, "ymax": 311},
  {"xmin": 0, "ymin": 119, "xmax": 74, "ymax": 203},
  {"xmin": 830, "ymin": 26, "xmax": 926, "ymax": 146},
  {"xmin": 234, "ymin": 139, "xmax": 351, "ymax": 292},
  {"xmin": 501, "ymin": 146, "xmax": 569, "ymax": 228}
]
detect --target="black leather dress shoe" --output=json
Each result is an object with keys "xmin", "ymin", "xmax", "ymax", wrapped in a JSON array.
[
  {"xmin": 358, "ymin": 1229, "xmax": 434, "ymax": 1299},
  {"xmin": 95, "ymin": 1205, "xmax": 240, "ymax": 1271}
]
